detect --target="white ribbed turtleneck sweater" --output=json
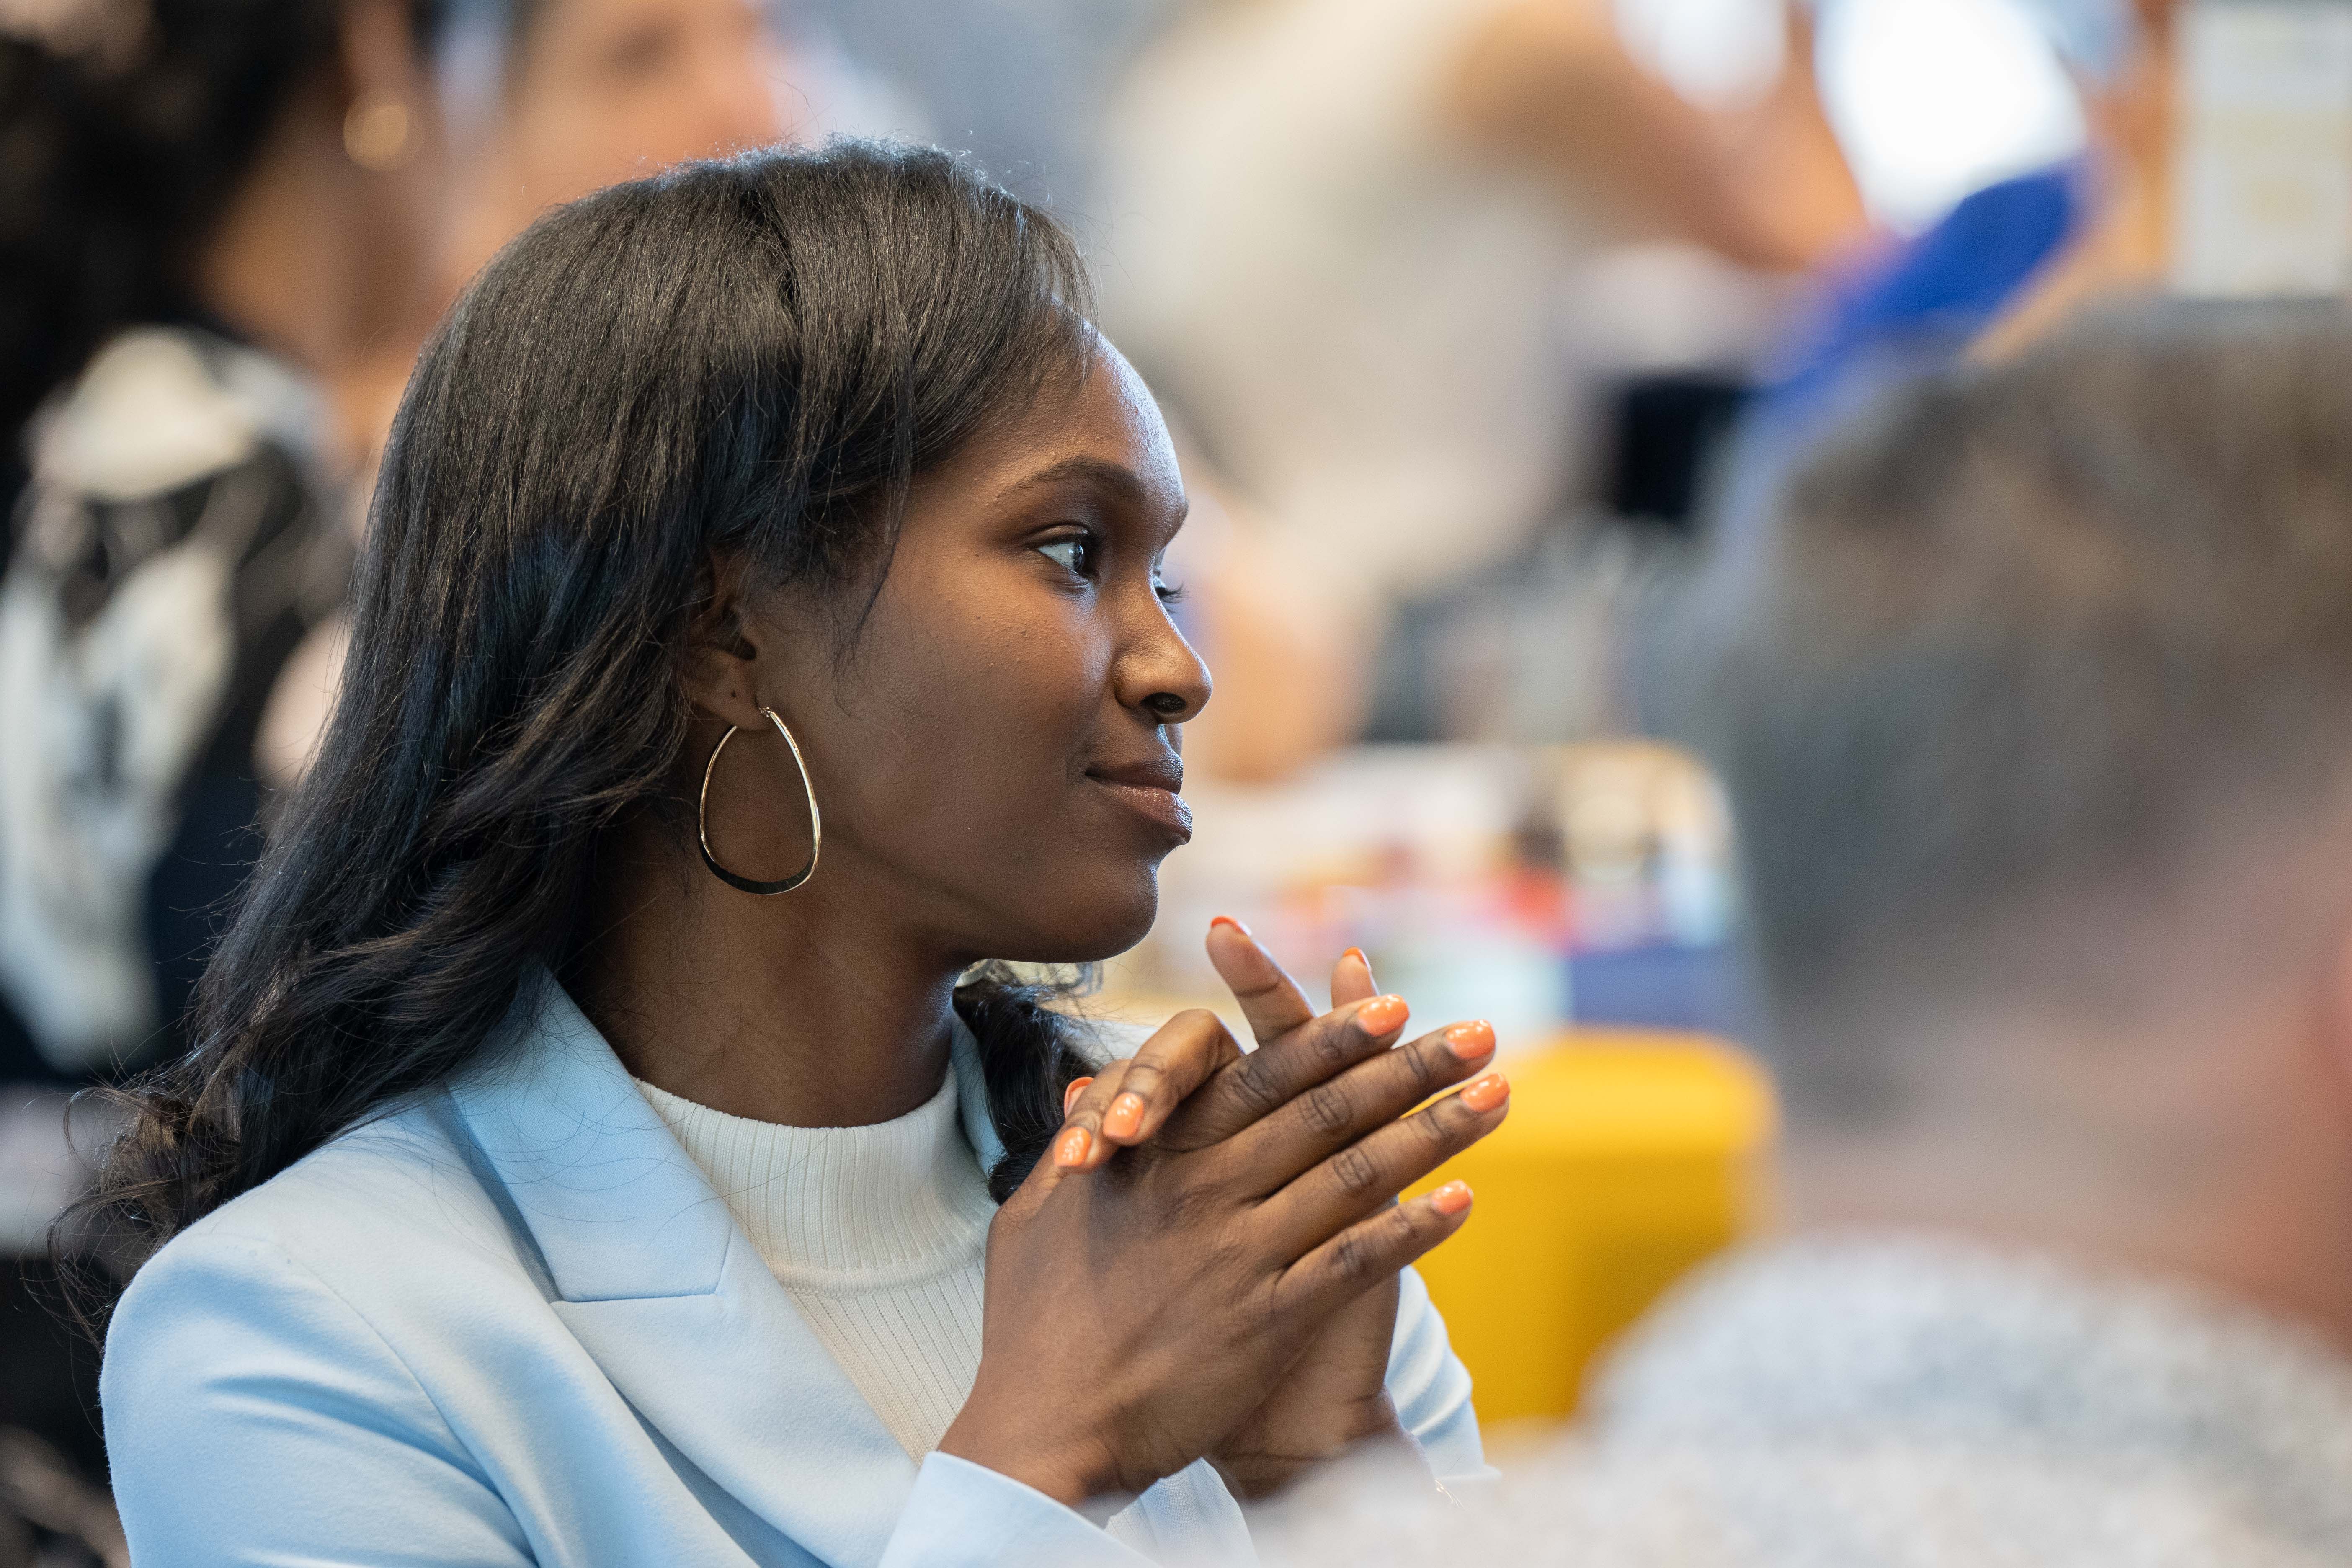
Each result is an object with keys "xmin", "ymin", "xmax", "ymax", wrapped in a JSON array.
[{"xmin": 634, "ymin": 1070, "xmax": 995, "ymax": 1460}]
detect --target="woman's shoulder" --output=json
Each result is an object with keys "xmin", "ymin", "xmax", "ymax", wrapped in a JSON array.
[
  {"xmin": 99, "ymin": 1091, "xmax": 555, "ymax": 1567},
  {"xmin": 107, "ymin": 1091, "xmax": 544, "ymax": 1367}
]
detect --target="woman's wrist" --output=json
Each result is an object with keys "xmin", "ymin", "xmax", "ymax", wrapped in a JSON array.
[
  {"xmin": 936, "ymin": 1390, "xmax": 1127, "ymax": 1516},
  {"xmin": 1211, "ymin": 1398, "xmax": 1414, "ymax": 1500},
  {"xmin": 1231, "ymin": 1420, "xmax": 1441, "ymax": 1526}
]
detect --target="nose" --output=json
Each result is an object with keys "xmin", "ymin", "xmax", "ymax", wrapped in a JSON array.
[{"xmin": 1115, "ymin": 596, "xmax": 1212, "ymax": 727}]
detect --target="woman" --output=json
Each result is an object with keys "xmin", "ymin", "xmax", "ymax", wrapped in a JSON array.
[
  {"xmin": 0, "ymin": 3, "xmax": 462, "ymax": 1553},
  {"xmin": 89, "ymin": 142, "xmax": 1511, "ymax": 1563}
]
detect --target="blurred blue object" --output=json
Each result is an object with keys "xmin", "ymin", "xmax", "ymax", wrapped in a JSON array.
[
  {"xmin": 1767, "ymin": 159, "xmax": 2087, "ymax": 419},
  {"xmin": 1695, "ymin": 159, "xmax": 2088, "ymax": 567},
  {"xmin": 1569, "ymin": 940, "xmax": 1754, "ymax": 1036}
]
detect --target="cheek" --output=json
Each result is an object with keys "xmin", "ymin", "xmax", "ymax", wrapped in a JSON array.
[
  {"xmin": 792, "ymin": 565, "xmax": 1167, "ymax": 956},
  {"xmin": 826, "ymin": 598, "xmax": 1107, "ymax": 851}
]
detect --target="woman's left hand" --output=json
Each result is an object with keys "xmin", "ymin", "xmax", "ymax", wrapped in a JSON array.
[
  {"xmin": 1204, "ymin": 924, "xmax": 1491, "ymax": 1498},
  {"xmin": 1064, "ymin": 924, "xmax": 1497, "ymax": 1499}
]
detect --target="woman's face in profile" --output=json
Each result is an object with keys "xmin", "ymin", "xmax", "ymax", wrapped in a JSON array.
[{"xmin": 723, "ymin": 344, "xmax": 1212, "ymax": 964}]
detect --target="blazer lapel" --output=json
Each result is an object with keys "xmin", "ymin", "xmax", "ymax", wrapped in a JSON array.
[{"xmin": 448, "ymin": 974, "xmax": 918, "ymax": 1568}]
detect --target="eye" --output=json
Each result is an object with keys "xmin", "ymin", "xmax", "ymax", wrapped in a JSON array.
[
  {"xmin": 1037, "ymin": 534, "xmax": 1098, "ymax": 579},
  {"xmin": 1153, "ymin": 572, "xmax": 1187, "ymax": 606}
]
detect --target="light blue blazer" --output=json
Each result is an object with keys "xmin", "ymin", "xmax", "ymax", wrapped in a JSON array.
[{"xmin": 102, "ymin": 975, "xmax": 1485, "ymax": 1566}]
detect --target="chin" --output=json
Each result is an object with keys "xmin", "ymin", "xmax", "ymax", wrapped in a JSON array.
[{"xmin": 993, "ymin": 862, "xmax": 1162, "ymax": 964}]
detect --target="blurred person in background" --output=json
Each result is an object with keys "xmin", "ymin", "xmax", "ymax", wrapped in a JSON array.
[
  {"xmin": 438, "ymin": 0, "xmax": 791, "ymax": 284},
  {"xmin": 307, "ymin": 0, "xmax": 805, "ymax": 789},
  {"xmin": 1261, "ymin": 300, "xmax": 2352, "ymax": 1566},
  {"xmin": 332, "ymin": 0, "xmax": 799, "ymax": 454},
  {"xmin": 1093, "ymin": 0, "xmax": 1868, "ymax": 755},
  {"xmin": 0, "ymin": 1, "xmax": 467, "ymax": 1558},
  {"xmin": 788, "ymin": 0, "xmax": 1175, "ymax": 210}
]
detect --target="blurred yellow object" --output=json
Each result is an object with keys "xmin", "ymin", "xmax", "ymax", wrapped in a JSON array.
[{"xmin": 1407, "ymin": 1031, "xmax": 1777, "ymax": 1425}]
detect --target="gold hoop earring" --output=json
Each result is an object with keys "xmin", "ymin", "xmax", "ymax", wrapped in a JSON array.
[
  {"xmin": 343, "ymin": 91, "xmax": 415, "ymax": 172},
  {"xmin": 698, "ymin": 707, "xmax": 821, "ymax": 895}
]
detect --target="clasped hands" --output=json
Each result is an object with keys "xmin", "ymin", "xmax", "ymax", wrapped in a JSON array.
[{"xmin": 937, "ymin": 918, "xmax": 1510, "ymax": 1516}]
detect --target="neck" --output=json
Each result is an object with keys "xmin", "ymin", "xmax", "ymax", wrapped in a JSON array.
[
  {"xmin": 571, "ymin": 811, "xmax": 964, "ymax": 1129},
  {"xmin": 1777, "ymin": 996, "xmax": 2352, "ymax": 1359}
]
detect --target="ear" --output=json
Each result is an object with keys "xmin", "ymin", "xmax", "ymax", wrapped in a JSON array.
[{"xmin": 682, "ymin": 552, "xmax": 774, "ymax": 730}]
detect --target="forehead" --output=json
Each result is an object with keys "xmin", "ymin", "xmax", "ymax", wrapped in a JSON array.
[{"xmin": 931, "ymin": 340, "xmax": 1186, "ymax": 519}]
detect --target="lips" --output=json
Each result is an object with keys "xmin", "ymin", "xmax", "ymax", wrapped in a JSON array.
[{"xmin": 1086, "ymin": 755, "xmax": 1192, "ymax": 842}]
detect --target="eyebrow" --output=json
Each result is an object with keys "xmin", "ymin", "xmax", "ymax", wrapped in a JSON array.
[{"xmin": 993, "ymin": 455, "xmax": 1153, "ymax": 509}]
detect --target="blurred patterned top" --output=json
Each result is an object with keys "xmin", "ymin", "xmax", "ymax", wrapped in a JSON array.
[
  {"xmin": 0, "ymin": 324, "xmax": 349, "ymax": 1083},
  {"xmin": 1256, "ymin": 1232, "xmax": 2352, "ymax": 1567}
]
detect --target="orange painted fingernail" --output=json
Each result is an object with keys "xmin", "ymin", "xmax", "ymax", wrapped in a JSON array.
[
  {"xmin": 1443, "ymin": 1021, "xmax": 1496, "ymax": 1060},
  {"xmin": 1055, "ymin": 1127, "xmax": 1093, "ymax": 1167},
  {"xmin": 1460, "ymin": 1073, "xmax": 1510, "ymax": 1113},
  {"xmin": 1431, "ymin": 1181, "xmax": 1474, "ymax": 1216},
  {"xmin": 1103, "ymin": 1093, "xmax": 1146, "ymax": 1140},
  {"xmin": 1210, "ymin": 915, "xmax": 1253, "ymax": 936},
  {"xmin": 1356, "ymin": 994, "xmax": 1409, "ymax": 1035},
  {"xmin": 1063, "ymin": 1076, "xmax": 1095, "ymax": 1116}
]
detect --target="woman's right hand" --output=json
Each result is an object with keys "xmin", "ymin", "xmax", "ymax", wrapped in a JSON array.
[{"xmin": 934, "ymin": 967, "xmax": 1508, "ymax": 1511}]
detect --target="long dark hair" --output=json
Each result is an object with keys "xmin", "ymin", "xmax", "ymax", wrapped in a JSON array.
[
  {"xmin": 0, "ymin": 0, "xmax": 449, "ymax": 475},
  {"xmin": 76, "ymin": 141, "xmax": 1099, "ymax": 1277}
]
